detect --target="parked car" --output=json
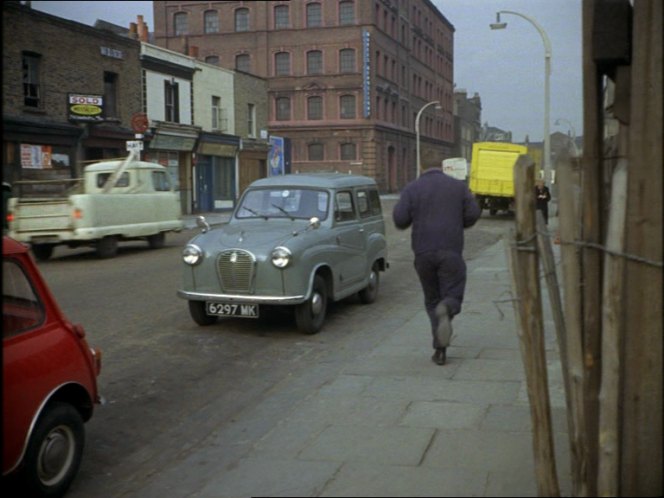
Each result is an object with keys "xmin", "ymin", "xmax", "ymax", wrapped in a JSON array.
[
  {"xmin": 178, "ymin": 173, "xmax": 388, "ymax": 334},
  {"xmin": 2, "ymin": 236, "xmax": 102, "ymax": 497}
]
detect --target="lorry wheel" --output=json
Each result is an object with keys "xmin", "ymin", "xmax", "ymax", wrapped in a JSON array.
[
  {"xmin": 188, "ymin": 301, "xmax": 218, "ymax": 326},
  {"xmin": 147, "ymin": 233, "xmax": 165, "ymax": 249},
  {"xmin": 32, "ymin": 244, "xmax": 54, "ymax": 261},
  {"xmin": 96, "ymin": 236, "xmax": 118, "ymax": 258},
  {"xmin": 489, "ymin": 209, "xmax": 497, "ymax": 216},
  {"xmin": 17, "ymin": 402, "xmax": 85, "ymax": 498},
  {"xmin": 295, "ymin": 275, "xmax": 328, "ymax": 334}
]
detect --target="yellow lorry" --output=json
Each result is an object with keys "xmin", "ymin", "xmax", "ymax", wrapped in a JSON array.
[{"xmin": 469, "ymin": 141, "xmax": 528, "ymax": 215}]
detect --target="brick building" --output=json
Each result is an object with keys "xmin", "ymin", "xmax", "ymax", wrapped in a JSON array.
[
  {"xmin": 2, "ymin": 2, "xmax": 143, "ymax": 187},
  {"xmin": 152, "ymin": 0, "xmax": 456, "ymax": 192}
]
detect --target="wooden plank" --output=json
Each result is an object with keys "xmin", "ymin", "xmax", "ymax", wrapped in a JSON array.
[{"xmin": 510, "ymin": 155, "xmax": 560, "ymax": 497}]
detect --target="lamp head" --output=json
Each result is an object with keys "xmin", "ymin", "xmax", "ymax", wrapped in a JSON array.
[{"xmin": 490, "ymin": 12, "xmax": 506, "ymax": 30}]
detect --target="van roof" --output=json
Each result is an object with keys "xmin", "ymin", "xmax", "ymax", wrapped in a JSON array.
[{"xmin": 84, "ymin": 160, "xmax": 167, "ymax": 173}]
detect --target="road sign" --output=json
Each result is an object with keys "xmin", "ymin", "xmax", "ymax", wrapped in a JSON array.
[{"xmin": 126, "ymin": 140, "xmax": 144, "ymax": 152}]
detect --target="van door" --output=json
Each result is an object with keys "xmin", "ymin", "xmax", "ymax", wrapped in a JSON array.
[{"xmin": 332, "ymin": 190, "xmax": 365, "ymax": 289}]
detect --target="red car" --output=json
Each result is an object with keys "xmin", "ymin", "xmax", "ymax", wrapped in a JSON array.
[{"xmin": 2, "ymin": 236, "xmax": 102, "ymax": 497}]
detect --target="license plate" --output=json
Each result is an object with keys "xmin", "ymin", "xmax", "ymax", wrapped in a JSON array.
[{"xmin": 206, "ymin": 302, "xmax": 259, "ymax": 318}]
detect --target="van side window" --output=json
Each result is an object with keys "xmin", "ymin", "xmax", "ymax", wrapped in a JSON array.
[
  {"xmin": 357, "ymin": 190, "xmax": 371, "ymax": 218},
  {"xmin": 96, "ymin": 172, "xmax": 130, "ymax": 189},
  {"xmin": 152, "ymin": 171, "xmax": 172, "ymax": 192},
  {"xmin": 368, "ymin": 189, "xmax": 382, "ymax": 216},
  {"xmin": 2, "ymin": 260, "xmax": 45, "ymax": 338},
  {"xmin": 334, "ymin": 191, "xmax": 356, "ymax": 222}
]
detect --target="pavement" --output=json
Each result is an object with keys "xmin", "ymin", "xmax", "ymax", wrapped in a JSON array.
[{"xmin": 155, "ymin": 208, "xmax": 572, "ymax": 497}]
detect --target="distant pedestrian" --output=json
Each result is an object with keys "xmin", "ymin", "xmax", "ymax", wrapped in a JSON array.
[
  {"xmin": 535, "ymin": 179, "xmax": 551, "ymax": 224},
  {"xmin": 393, "ymin": 149, "xmax": 481, "ymax": 365}
]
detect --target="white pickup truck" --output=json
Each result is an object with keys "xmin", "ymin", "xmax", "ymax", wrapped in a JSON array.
[{"xmin": 7, "ymin": 152, "xmax": 184, "ymax": 260}]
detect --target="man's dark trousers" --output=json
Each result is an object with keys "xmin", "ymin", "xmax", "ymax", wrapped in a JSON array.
[{"xmin": 414, "ymin": 249, "xmax": 467, "ymax": 350}]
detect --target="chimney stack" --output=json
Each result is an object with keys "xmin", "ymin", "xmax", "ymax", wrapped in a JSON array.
[
  {"xmin": 188, "ymin": 46, "xmax": 199, "ymax": 58},
  {"xmin": 129, "ymin": 22, "xmax": 138, "ymax": 40},
  {"xmin": 137, "ymin": 15, "xmax": 148, "ymax": 42}
]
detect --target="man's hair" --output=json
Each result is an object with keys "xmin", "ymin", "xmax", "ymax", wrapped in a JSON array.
[{"xmin": 421, "ymin": 147, "xmax": 441, "ymax": 170}]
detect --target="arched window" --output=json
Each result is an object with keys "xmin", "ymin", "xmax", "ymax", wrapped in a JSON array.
[
  {"xmin": 340, "ymin": 95, "xmax": 356, "ymax": 119},
  {"xmin": 204, "ymin": 10, "xmax": 219, "ymax": 33},
  {"xmin": 308, "ymin": 96, "xmax": 323, "ymax": 120},
  {"xmin": 174, "ymin": 12, "xmax": 188, "ymax": 35},
  {"xmin": 339, "ymin": 1, "xmax": 354, "ymax": 25},
  {"xmin": 275, "ymin": 52, "xmax": 290, "ymax": 76},
  {"xmin": 205, "ymin": 55, "xmax": 220, "ymax": 65},
  {"xmin": 274, "ymin": 4, "xmax": 289, "ymax": 28},
  {"xmin": 339, "ymin": 48, "xmax": 355, "ymax": 72},
  {"xmin": 306, "ymin": 3, "xmax": 322, "ymax": 27},
  {"xmin": 307, "ymin": 50, "xmax": 323, "ymax": 75},
  {"xmin": 276, "ymin": 97, "xmax": 291, "ymax": 120},
  {"xmin": 308, "ymin": 143, "xmax": 324, "ymax": 161},
  {"xmin": 235, "ymin": 54, "xmax": 250, "ymax": 72},
  {"xmin": 340, "ymin": 143, "xmax": 356, "ymax": 160},
  {"xmin": 235, "ymin": 8, "xmax": 249, "ymax": 31}
]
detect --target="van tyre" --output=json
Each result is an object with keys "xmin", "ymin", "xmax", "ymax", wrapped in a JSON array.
[
  {"xmin": 32, "ymin": 244, "xmax": 54, "ymax": 261},
  {"xmin": 295, "ymin": 275, "xmax": 327, "ymax": 334},
  {"xmin": 359, "ymin": 264, "xmax": 380, "ymax": 304},
  {"xmin": 96, "ymin": 236, "xmax": 118, "ymax": 258},
  {"xmin": 189, "ymin": 301, "xmax": 218, "ymax": 326},
  {"xmin": 18, "ymin": 402, "xmax": 85, "ymax": 498},
  {"xmin": 147, "ymin": 232, "xmax": 165, "ymax": 249}
]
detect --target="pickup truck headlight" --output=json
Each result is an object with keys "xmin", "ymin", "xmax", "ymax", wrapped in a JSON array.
[
  {"xmin": 271, "ymin": 246, "xmax": 292, "ymax": 268},
  {"xmin": 182, "ymin": 244, "xmax": 203, "ymax": 265}
]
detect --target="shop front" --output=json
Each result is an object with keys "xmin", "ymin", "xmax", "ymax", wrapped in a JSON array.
[{"xmin": 195, "ymin": 133, "xmax": 240, "ymax": 213}]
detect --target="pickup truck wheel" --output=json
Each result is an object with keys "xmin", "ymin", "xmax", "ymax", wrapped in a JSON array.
[
  {"xmin": 148, "ymin": 233, "xmax": 165, "ymax": 249},
  {"xmin": 358, "ymin": 264, "xmax": 380, "ymax": 304},
  {"xmin": 18, "ymin": 402, "xmax": 84, "ymax": 498},
  {"xmin": 96, "ymin": 236, "xmax": 118, "ymax": 258},
  {"xmin": 189, "ymin": 301, "xmax": 218, "ymax": 326},
  {"xmin": 32, "ymin": 244, "xmax": 54, "ymax": 261},
  {"xmin": 295, "ymin": 275, "xmax": 328, "ymax": 334}
]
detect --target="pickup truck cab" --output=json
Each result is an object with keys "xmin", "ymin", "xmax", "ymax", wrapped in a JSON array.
[{"xmin": 7, "ymin": 153, "xmax": 183, "ymax": 260}]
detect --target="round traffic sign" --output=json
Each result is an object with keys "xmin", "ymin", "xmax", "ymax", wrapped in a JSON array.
[{"xmin": 131, "ymin": 113, "xmax": 149, "ymax": 133}]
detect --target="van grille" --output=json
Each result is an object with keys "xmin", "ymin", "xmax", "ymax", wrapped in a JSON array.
[{"xmin": 217, "ymin": 250, "xmax": 255, "ymax": 293}]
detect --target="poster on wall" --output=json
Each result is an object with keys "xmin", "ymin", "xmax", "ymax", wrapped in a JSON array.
[
  {"xmin": 21, "ymin": 144, "xmax": 53, "ymax": 169},
  {"xmin": 268, "ymin": 136, "xmax": 285, "ymax": 176}
]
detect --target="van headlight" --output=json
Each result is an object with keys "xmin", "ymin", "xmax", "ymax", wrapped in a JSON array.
[
  {"xmin": 182, "ymin": 244, "xmax": 203, "ymax": 265},
  {"xmin": 271, "ymin": 246, "xmax": 292, "ymax": 268}
]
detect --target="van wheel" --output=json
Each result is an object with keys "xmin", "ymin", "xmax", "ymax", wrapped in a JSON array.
[
  {"xmin": 96, "ymin": 236, "xmax": 118, "ymax": 258},
  {"xmin": 32, "ymin": 244, "xmax": 54, "ymax": 261},
  {"xmin": 489, "ymin": 208, "xmax": 497, "ymax": 216},
  {"xmin": 147, "ymin": 233, "xmax": 165, "ymax": 249},
  {"xmin": 295, "ymin": 275, "xmax": 328, "ymax": 334},
  {"xmin": 359, "ymin": 264, "xmax": 380, "ymax": 304},
  {"xmin": 188, "ymin": 301, "xmax": 218, "ymax": 326},
  {"xmin": 18, "ymin": 402, "xmax": 84, "ymax": 498}
]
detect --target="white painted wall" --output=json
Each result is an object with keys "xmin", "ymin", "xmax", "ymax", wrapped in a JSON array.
[{"xmin": 193, "ymin": 61, "xmax": 235, "ymax": 134}]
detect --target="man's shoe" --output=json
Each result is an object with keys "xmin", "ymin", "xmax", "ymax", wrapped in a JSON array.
[
  {"xmin": 435, "ymin": 302, "xmax": 453, "ymax": 348},
  {"xmin": 432, "ymin": 348, "xmax": 446, "ymax": 365}
]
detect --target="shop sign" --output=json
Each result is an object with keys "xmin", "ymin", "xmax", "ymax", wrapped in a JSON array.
[
  {"xmin": 21, "ymin": 144, "xmax": 53, "ymax": 169},
  {"xmin": 68, "ymin": 94, "xmax": 104, "ymax": 122}
]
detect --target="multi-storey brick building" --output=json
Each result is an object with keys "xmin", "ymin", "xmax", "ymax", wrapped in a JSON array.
[{"xmin": 152, "ymin": 0, "xmax": 455, "ymax": 191}]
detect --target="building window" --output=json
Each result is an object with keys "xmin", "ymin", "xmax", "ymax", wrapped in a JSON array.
[
  {"xmin": 274, "ymin": 4, "xmax": 289, "ymax": 28},
  {"xmin": 339, "ymin": 48, "xmax": 355, "ymax": 72},
  {"xmin": 205, "ymin": 55, "xmax": 219, "ymax": 65},
  {"xmin": 340, "ymin": 142, "xmax": 356, "ymax": 160},
  {"xmin": 340, "ymin": 95, "xmax": 356, "ymax": 119},
  {"xmin": 235, "ymin": 54, "xmax": 250, "ymax": 72},
  {"xmin": 308, "ymin": 143, "xmax": 324, "ymax": 161},
  {"xmin": 276, "ymin": 97, "xmax": 291, "ymax": 120},
  {"xmin": 22, "ymin": 52, "xmax": 41, "ymax": 108},
  {"xmin": 247, "ymin": 103, "xmax": 255, "ymax": 137},
  {"xmin": 307, "ymin": 50, "xmax": 322, "ymax": 75},
  {"xmin": 339, "ymin": 1, "xmax": 354, "ymax": 25},
  {"xmin": 308, "ymin": 96, "xmax": 323, "ymax": 120},
  {"xmin": 104, "ymin": 72, "xmax": 118, "ymax": 118},
  {"xmin": 204, "ymin": 10, "xmax": 219, "ymax": 33},
  {"xmin": 164, "ymin": 80, "xmax": 179, "ymax": 123},
  {"xmin": 174, "ymin": 12, "xmax": 188, "ymax": 35},
  {"xmin": 211, "ymin": 96, "xmax": 221, "ymax": 130},
  {"xmin": 235, "ymin": 8, "xmax": 249, "ymax": 31},
  {"xmin": 306, "ymin": 3, "xmax": 322, "ymax": 27},
  {"xmin": 275, "ymin": 52, "xmax": 290, "ymax": 76}
]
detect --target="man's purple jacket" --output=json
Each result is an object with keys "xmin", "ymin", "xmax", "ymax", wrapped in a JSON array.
[{"xmin": 392, "ymin": 168, "xmax": 481, "ymax": 256}]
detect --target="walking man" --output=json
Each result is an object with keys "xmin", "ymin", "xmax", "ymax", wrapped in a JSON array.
[{"xmin": 393, "ymin": 149, "xmax": 481, "ymax": 365}]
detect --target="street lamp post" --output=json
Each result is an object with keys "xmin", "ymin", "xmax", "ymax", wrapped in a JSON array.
[
  {"xmin": 416, "ymin": 100, "xmax": 441, "ymax": 177},
  {"xmin": 554, "ymin": 118, "xmax": 579, "ymax": 157},
  {"xmin": 491, "ymin": 11, "xmax": 552, "ymax": 186}
]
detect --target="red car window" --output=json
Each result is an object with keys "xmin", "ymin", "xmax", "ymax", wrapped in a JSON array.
[{"xmin": 2, "ymin": 260, "xmax": 45, "ymax": 337}]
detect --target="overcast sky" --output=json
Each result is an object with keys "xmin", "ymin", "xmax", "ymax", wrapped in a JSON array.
[{"xmin": 30, "ymin": 0, "xmax": 583, "ymax": 143}]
